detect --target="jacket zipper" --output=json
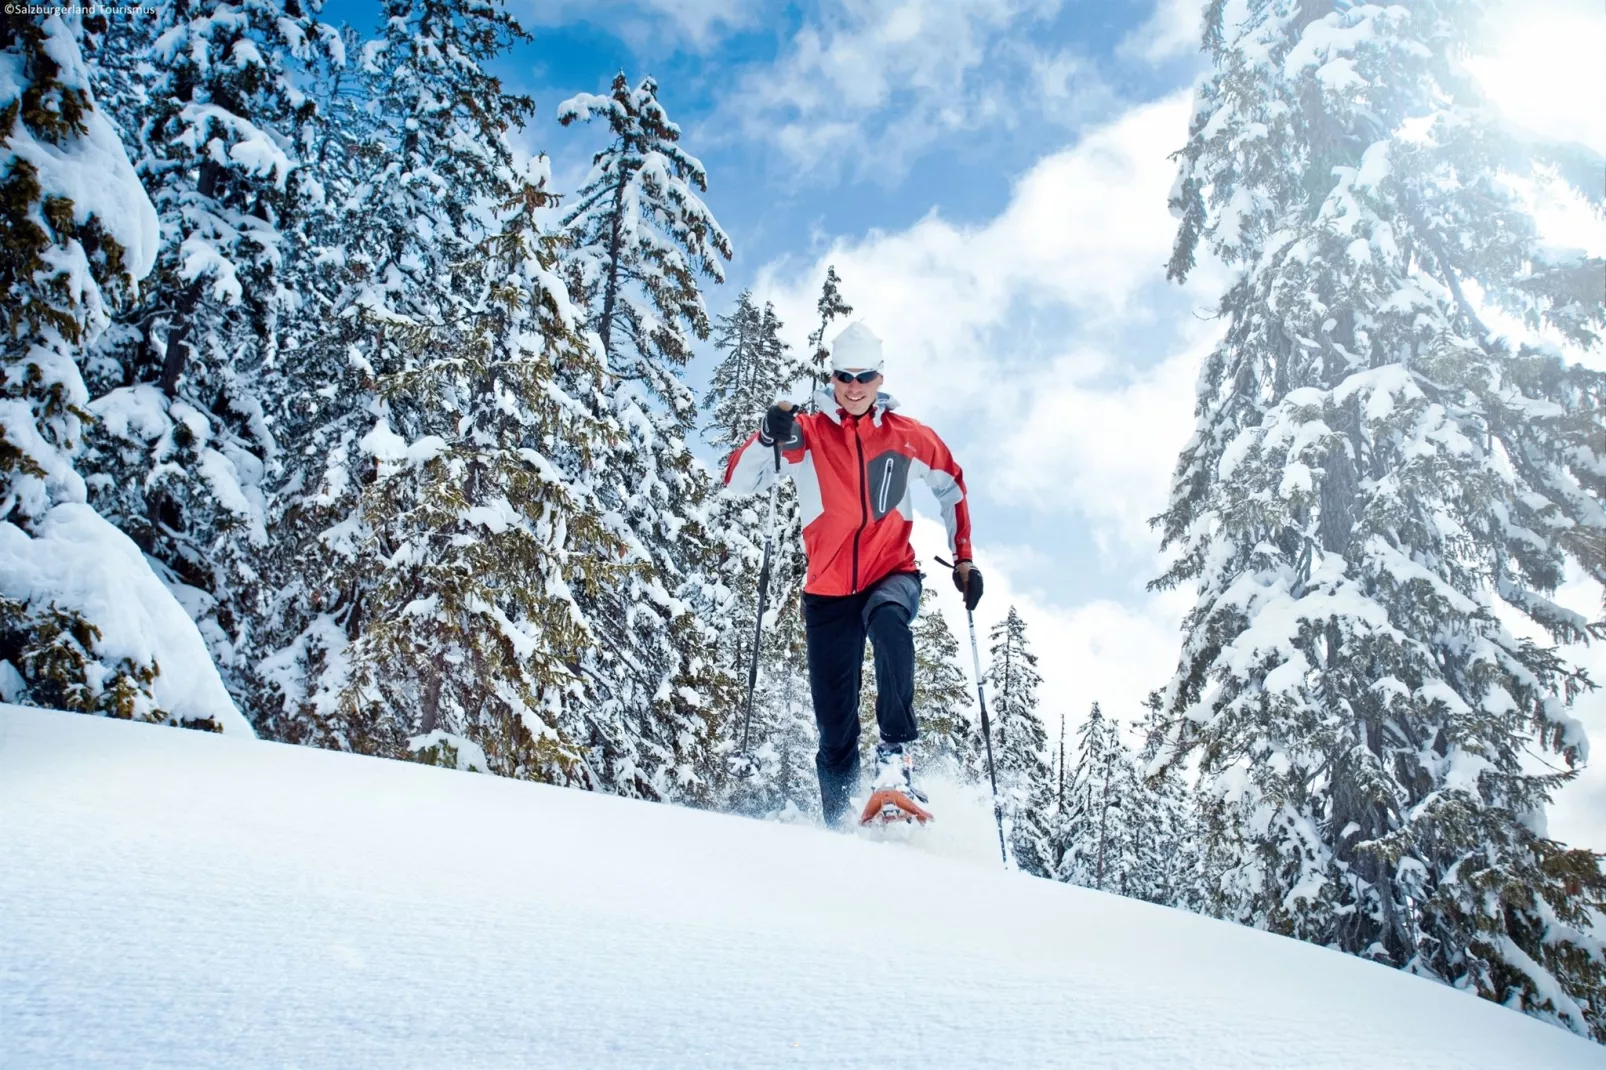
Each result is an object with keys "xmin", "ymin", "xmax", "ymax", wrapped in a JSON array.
[{"xmin": 851, "ymin": 419, "xmax": 869, "ymax": 593}]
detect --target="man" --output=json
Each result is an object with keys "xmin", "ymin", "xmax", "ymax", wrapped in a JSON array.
[{"xmin": 724, "ymin": 322, "xmax": 982, "ymax": 826}]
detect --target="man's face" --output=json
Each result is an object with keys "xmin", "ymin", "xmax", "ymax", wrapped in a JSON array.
[{"xmin": 832, "ymin": 369, "xmax": 883, "ymax": 417}]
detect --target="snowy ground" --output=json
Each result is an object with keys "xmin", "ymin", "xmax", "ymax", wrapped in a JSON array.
[{"xmin": 1, "ymin": 707, "xmax": 1598, "ymax": 1069}]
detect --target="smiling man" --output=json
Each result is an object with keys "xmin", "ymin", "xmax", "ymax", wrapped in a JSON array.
[{"xmin": 724, "ymin": 322, "xmax": 983, "ymax": 826}]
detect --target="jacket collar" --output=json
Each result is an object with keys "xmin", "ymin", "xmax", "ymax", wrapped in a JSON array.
[{"xmin": 813, "ymin": 388, "xmax": 900, "ymax": 427}]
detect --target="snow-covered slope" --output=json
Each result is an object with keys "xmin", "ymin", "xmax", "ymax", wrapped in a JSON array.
[{"xmin": 0, "ymin": 707, "xmax": 1596, "ymax": 1069}]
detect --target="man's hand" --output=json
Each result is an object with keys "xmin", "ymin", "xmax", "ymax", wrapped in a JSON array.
[
  {"xmin": 953, "ymin": 560, "xmax": 983, "ymax": 611},
  {"xmin": 761, "ymin": 401, "xmax": 795, "ymax": 445}
]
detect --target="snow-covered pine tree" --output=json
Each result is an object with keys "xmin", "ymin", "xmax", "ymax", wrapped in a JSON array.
[
  {"xmin": 321, "ymin": 158, "xmax": 629, "ymax": 780},
  {"xmin": 237, "ymin": 18, "xmax": 386, "ymax": 736},
  {"xmin": 244, "ymin": 14, "xmax": 396, "ymax": 745},
  {"xmin": 703, "ymin": 293, "xmax": 811, "ymax": 462},
  {"xmin": 1152, "ymin": 0, "xmax": 1606, "ymax": 1039},
  {"xmin": 986, "ymin": 606, "xmax": 1054, "ymax": 875},
  {"xmin": 703, "ymin": 290, "xmax": 762, "ymax": 453},
  {"xmin": 804, "ymin": 265, "xmax": 852, "ymax": 408},
  {"xmin": 745, "ymin": 299, "xmax": 812, "ymax": 663},
  {"xmin": 250, "ymin": 0, "xmax": 625, "ymax": 773},
  {"xmin": 80, "ymin": 0, "xmax": 339, "ymax": 703},
  {"xmin": 911, "ymin": 590, "xmax": 977, "ymax": 779},
  {"xmin": 558, "ymin": 72, "xmax": 732, "ymax": 422},
  {"xmin": 731, "ymin": 632, "xmax": 817, "ymax": 819},
  {"xmin": 702, "ymin": 291, "xmax": 815, "ymax": 813},
  {"xmin": 1057, "ymin": 703, "xmax": 1134, "ymax": 891},
  {"xmin": 1125, "ymin": 759, "xmax": 1195, "ymax": 908},
  {"xmin": 254, "ymin": 11, "xmax": 373, "ymax": 484},
  {"xmin": 701, "ymin": 286, "xmax": 767, "ymax": 710},
  {"xmin": 558, "ymin": 72, "xmax": 737, "ymax": 805},
  {"xmin": 0, "ymin": 10, "xmax": 154, "ymax": 715}
]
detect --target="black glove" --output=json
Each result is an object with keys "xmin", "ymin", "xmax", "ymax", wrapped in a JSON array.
[
  {"xmin": 760, "ymin": 403, "xmax": 795, "ymax": 446},
  {"xmin": 953, "ymin": 561, "xmax": 983, "ymax": 611}
]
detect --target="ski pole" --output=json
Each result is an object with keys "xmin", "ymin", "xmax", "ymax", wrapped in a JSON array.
[
  {"xmin": 967, "ymin": 607, "xmax": 1009, "ymax": 866},
  {"xmin": 732, "ymin": 437, "xmax": 783, "ymax": 778},
  {"xmin": 938, "ymin": 557, "xmax": 1008, "ymax": 866}
]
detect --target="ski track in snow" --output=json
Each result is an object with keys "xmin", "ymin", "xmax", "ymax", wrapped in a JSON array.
[{"xmin": 1, "ymin": 706, "xmax": 1599, "ymax": 1069}]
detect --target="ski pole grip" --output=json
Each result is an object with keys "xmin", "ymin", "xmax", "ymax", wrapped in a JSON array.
[{"xmin": 770, "ymin": 401, "xmax": 793, "ymax": 471}]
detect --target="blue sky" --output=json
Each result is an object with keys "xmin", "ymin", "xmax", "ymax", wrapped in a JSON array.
[
  {"xmin": 320, "ymin": 0, "xmax": 1208, "ymax": 326},
  {"xmin": 318, "ymin": 0, "xmax": 1606, "ymax": 846}
]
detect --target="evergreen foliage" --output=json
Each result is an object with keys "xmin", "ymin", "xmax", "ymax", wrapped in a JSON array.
[
  {"xmin": 326, "ymin": 163, "xmax": 627, "ymax": 782},
  {"xmin": 985, "ymin": 606, "xmax": 1055, "ymax": 874},
  {"xmin": 729, "ymin": 626, "xmax": 818, "ymax": 819},
  {"xmin": 1058, "ymin": 703, "xmax": 1134, "ymax": 891},
  {"xmin": 559, "ymin": 71, "xmax": 737, "ymax": 804},
  {"xmin": 250, "ymin": 0, "xmax": 550, "ymax": 751},
  {"xmin": 81, "ymin": 0, "xmax": 338, "ymax": 700},
  {"xmin": 558, "ymin": 71, "xmax": 732, "ymax": 421},
  {"xmin": 0, "ymin": 13, "xmax": 167, "ymax": 717},
  {"xmin": 804, "ymin": 264, "xmax": 853, "ymax": 405},
  {"xmin": 1152, "ymin": 0, "xmax": 1606, "ymax": 1039},
  {"xmin": 1127, "ymin": 760, "xmax": 1200, "ymax": 908},
  {"xmin": 911, "ymin": 590, "xmax": 977, "ymax": 779},
  {"xmin": 704, "ymin": 292, "xmax": 803, "ymax": 457},
  {"xmin": 702, "ymin": 288, "xmax": 816, "ymax": 813}
]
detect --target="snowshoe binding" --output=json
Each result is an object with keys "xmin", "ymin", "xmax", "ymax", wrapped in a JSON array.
[{"xmin": 859, "ymin": 743, "xmax": 933, "ymax": 826}]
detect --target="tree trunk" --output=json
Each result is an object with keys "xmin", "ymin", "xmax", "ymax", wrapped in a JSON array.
[
  {"xmin": 1095, "ymin": 751, "xmax": 1111, "ymax": 890},
  {"xmin": 420, "ymin": 669, "xmax": 442, "ymax": 736},
  {"xmin": 159, "ymin": 277, "xmax": 206, "ymax": 397},
  {"xmin": 158, "ymin": 160, "xmax": 224, "ymax": 397},
  {"xmin": 1001, "ymin": 643, "xmax": 1012, "ymax": 751},
  {"xmin": 1056, "ymin": 714, "xmax": 1066, "ymax": 807},
  {"xmin": 598, "ymin": 165, "xmax": 628, "ymax": 363}
]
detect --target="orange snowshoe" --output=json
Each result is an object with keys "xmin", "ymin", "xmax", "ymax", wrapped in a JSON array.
[
  {"xmin": 859, "ymin": 787, "xmax": 933, "ymax": 826},
  {"xmin": 859, "ymin": 743, "xmax": 933, "ymax": 826}
]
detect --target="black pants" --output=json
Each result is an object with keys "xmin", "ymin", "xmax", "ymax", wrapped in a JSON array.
[{"xmin": 802, "ymin": 572, "xmax": 921, "ymax": 824}]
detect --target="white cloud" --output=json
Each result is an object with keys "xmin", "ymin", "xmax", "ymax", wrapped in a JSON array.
[
  {"xmin": 523, "ymin": 0, "xmax": 755, "ymax": 52},
  {"xmin": 716, "ymin": 0, "xmax": 1111, "ymax": 181},
  {"xmin": 1116, "ymin": 0, "xmax": 1207, "ymax": 65},
  {"xmin": 992, "ymin": 338, "xmax": 1205, "ymax": 562},
  {"xmin": 756, "ymin": 91, "xmax": 1196, "ymax": 378}
]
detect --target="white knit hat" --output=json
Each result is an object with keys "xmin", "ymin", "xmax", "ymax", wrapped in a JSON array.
[{"xmin": 830, "ymin": 321, "xmax": 883, "ymax": 372}]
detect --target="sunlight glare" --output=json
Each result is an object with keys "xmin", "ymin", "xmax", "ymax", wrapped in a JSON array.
[{"xmin": 1468, "ymin": 4, "xmax": 1606, "ymax": 153}]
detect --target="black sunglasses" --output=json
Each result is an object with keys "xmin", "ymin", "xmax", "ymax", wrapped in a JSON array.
[{"xmin": 832, "ymin": 369, "xmax": 880, "ymax": 384}]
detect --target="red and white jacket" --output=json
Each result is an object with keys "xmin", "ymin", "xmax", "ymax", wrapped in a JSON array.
[{"xmin": 723, "ymin": 390, "xmax": 973, "ymax": 597}]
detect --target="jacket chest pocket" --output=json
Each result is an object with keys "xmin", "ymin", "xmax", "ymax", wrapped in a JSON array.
[{"xmin": 865, "ymin": 450, "xmax": 911, "ymax": 521}]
